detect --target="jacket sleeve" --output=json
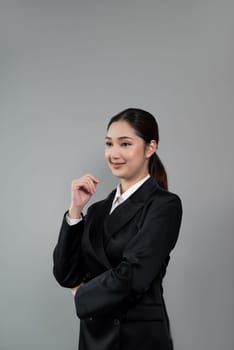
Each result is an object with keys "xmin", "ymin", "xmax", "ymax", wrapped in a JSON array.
[
  {"xmin": 53, "ymin": 212, "xmax": 85, "ymax": 288},
  {"xmin": 74, "ymin": 195, "xmax": 182, "ymax": 319}
]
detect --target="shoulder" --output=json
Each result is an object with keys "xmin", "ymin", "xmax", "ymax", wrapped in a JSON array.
[
  {"xmin": 157, "ymin": 186, "xmax": 182, "ymax": 206},
  {"xmin": 143, "ymin": 177, "xmax": 182, "ymax": 207},
  {"xmin": 146, "ymin": 181, "xmax": 182, "ymax": 216}
]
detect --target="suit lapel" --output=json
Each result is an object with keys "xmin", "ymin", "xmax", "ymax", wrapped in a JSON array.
[
  {"xmin": 104, "ymin": 177, "xmax": 159, "ymax": 245},
  {"xmin": 85, "ymin": 177, "xmax": 159, "ymax": 269}
]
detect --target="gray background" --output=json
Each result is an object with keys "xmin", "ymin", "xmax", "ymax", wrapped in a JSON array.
[{"xmin": 0, "ymin": 1, "xmax": 233, "ymax": 349}]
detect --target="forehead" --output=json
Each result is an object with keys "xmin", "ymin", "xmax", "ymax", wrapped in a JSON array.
[{"xmin": 106, "ymin": 120, "xmax": 137, "ymax": 138}]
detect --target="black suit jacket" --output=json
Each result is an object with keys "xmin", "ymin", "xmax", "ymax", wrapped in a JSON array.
[{"xmin": 53, "ymin": 177, "xmax": 182, "ymax": 350}]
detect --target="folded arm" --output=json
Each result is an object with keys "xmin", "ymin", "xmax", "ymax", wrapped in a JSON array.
[{"xmin": 74, "ymin": 195, "xmax": 182, "ymax": 319}]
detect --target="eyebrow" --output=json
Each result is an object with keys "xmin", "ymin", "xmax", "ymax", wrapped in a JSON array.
[{"xmin": 105, "ymin": 136, "xmax": 134, "ymax": 140}]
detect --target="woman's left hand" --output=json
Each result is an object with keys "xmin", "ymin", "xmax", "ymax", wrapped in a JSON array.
[{"xmin": 71, "ymin": 282, "xmax": 84, "ymax": 296}]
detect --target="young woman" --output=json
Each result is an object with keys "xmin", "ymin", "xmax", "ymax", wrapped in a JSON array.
[{"xmin": 53, "ymin": 108, "xmax": 182, "ymax": 350}]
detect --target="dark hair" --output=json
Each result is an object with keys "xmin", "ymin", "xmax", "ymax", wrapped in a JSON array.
[{"xmin": 107, "ymin": 108, "xmax": 168, "ymax": 190}]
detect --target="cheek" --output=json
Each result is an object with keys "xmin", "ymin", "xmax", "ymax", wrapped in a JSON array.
[
  {"xmin": 130, "ymin": 148, "xmax": 145, "ymax": 162},
  {"xmin": 129, "ymin": 147, "xmax": 142, "ymax": 158},
  {"xmin": 104, "ymin": 149, "xmax": 110, "ymax": 160}
]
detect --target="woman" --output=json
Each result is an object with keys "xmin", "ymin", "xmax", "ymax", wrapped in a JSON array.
[{"xmin": 53, "ymin": 108, "xmax": 182, "ymax": 350}]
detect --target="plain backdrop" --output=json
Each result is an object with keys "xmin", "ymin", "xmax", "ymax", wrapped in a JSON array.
[{"xmin": 0, "ymin": 1, "xmax": 233, "ymax": 349}]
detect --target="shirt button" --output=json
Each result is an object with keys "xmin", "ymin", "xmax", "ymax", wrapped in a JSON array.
[{"xmin": 113, "ymin": 318, "xmax": 120, "ymax": 326}]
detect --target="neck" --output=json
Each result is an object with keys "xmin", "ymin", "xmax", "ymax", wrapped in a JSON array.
[{"xmin": 120, "ymin": 174, "xmax": 149, "ymax": 193}]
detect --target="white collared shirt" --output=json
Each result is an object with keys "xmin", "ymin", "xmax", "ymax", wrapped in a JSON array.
[
  {"xmin": 109, "ymin": 174, "xmax": 150, "ymax": 214},
  {"xmin": 66, "ymin": 174, "xmax": 150, "ymax": 225}
]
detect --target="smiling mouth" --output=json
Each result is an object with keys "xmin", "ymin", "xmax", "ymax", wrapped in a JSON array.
[{"xmin": 111, "ymin": 162, "xmax": 125, "ymax": 168}]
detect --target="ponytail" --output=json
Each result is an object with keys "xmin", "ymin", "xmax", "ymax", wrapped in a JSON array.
[{"xmin": 149, "ymin": 153, "xmax": 168, "ymax": 190}]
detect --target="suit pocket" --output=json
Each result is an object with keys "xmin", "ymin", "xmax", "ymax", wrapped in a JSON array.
[{"xmin": 124, "ymin": 303, "xmax": 164, "ymax": 322}]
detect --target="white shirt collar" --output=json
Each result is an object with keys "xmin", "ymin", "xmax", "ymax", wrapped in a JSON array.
[{"xmin": 110, "ymin": 174, "xmax": 150, "ymax": 213}]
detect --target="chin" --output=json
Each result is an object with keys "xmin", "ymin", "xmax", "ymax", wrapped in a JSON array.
[
  {"xmin": 111, "ymin": 170, "xmax": 124, "ymax": 176},
  {"xmin": 110, "ymin": 169, "xmax": 125, "ymax": 177}
]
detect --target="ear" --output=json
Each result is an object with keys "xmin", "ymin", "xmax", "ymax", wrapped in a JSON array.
[{"xmin": 145, "ymin": 140, "xmax": 157, "ymax": 158}]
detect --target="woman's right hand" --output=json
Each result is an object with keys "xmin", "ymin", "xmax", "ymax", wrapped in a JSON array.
[{"xmin": 68, "ymin": 174, "xmax": 99, "ymax": 219}]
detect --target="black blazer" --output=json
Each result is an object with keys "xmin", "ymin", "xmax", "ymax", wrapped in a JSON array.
[{"xmin": 53, "ymin": 177, "xmax": 182, "ymax": 350}]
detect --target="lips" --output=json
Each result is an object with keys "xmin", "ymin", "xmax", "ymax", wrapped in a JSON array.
[{"xmin": 111, "ymin": 162, "xmax": 125, "ymax": 168}]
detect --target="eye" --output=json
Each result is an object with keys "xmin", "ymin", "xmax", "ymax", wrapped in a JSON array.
[
  {"xmin": 105, "ymin": 141, "xmax": 112, "ymax": 147},
  {"xmin": 121, "ymin": 142, "xmax": 131, "ymax": 147}
]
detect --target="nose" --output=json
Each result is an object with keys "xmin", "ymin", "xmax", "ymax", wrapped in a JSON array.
[
  {"xmin": 107, "ymin": 146, "xmax": 121, "ymax": 160},
  {"xmin": 111, "ymin": 151, "xmax": 121, "ymax": 160}
]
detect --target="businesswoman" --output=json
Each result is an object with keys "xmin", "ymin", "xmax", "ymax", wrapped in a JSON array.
[{"xmin": 53, "ymin": 108, "xmax": 182, "ymax": 350}]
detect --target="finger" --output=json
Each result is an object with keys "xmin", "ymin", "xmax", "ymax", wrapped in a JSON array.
[
  {"xmin": 79, "ymin": 178, "xmax": 96, "ymax": 194},
  {"xmin": 72, "ymin": 174, "xmax": 99, "ymax": 187},
  {"xmin": 84, "ymin": 174, "xmax": 100, "ymax": 184},
  {"xmin": 78, "ymin": 176, "xmax": 99, "ymax": 193},
  {"xmin": 71, "ymin": 175, "xmax": 99, "ymax": 195},
  {"xmin": 72, "ymin": 179, "xmax": 94, "ymax": 194},
  {"xmin": 85, "ymin": 174, "xmax": 100, "ymax": 186}
]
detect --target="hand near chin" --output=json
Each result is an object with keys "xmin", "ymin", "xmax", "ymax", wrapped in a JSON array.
[{"xmin": 68, "ymin": 174, "xmax": 99, "ymax": 219}]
